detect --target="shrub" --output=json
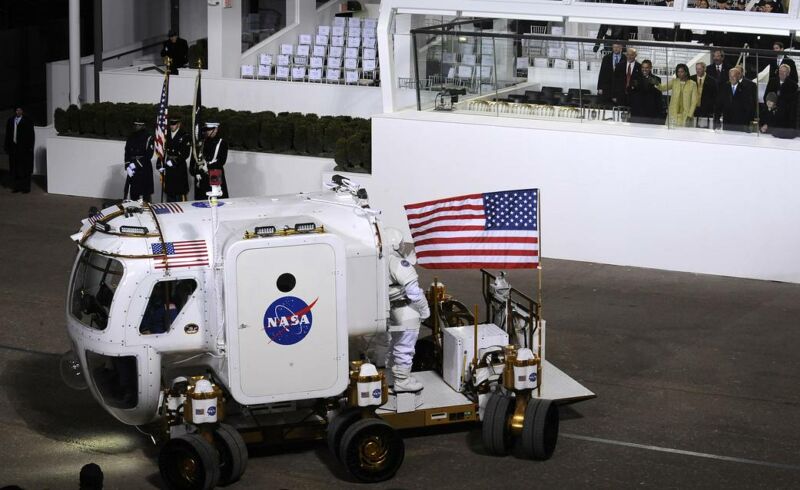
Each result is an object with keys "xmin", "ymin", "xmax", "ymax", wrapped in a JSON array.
[
  {"xmin": 66, "ymin": 105, "xmax": 81, "ymax": 133},
  {"xmin": 274, "ymin": 119, "xmax": 292, "ymax": 153},
  {"xmin": 334, "ymin": 137, "xmax": 348, "ymax": 168},
  {"xmin": 346, "ymin": 134, "xmax": 363, "ymax": 168},
  {"xmin": 307, "ymin": 122, "xmax": 323, "ymax": 155},
  {"xmin": 54, "ymin": 108, "xmax": 68, "ymax": 134},
  {"xmin": 323, "ymin": 121, "xmax": 342, "ymax": 153},
  {"xmin": 259, "ymin": 117, "xmax": 277, "ymax": 151},
  {"xmin": 292, "ymin": 121, "xmax": 308, "ymax": 153}
]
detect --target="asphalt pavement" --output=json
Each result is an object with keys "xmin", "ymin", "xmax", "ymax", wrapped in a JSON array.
[{"xmin": 0, "ymin": 178, "xmax": 798, "ymax": 489}]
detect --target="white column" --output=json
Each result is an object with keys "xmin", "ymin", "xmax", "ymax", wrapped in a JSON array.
[
  {"xmin": 69, "ymin": 0, "xmax": 81, "ymax": 105},
  {"xmin": 207, "ymin": 0, "xmax": 242, "ymax": 78}
]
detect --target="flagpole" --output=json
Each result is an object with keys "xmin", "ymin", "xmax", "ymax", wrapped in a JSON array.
[
  {"xmin": 159, "ymin": 57, "xmax": 170, "ymax": 203},
  {"xmin": 191, "ymin": 58, "xmax": 203, "ymax": 165},
  {"xmin": 536, "ymin": 188, "xmax": 543, "ymax": 398}
]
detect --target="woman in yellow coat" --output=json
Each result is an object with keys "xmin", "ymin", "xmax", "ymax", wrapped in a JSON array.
[{"xmin": 658, "ymin": 63, "xmax": 698, "ymax": 127}]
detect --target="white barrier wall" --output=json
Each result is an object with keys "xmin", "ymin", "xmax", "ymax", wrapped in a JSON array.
[
  {"xmin": 99, "ymin": 68, "xmax": 404, "ymax": 117},
  {"xmin": 369, "ymin": 112, "xmax": 800, "ymax": 283},
  {"xmin": 46, "ymin": 136, "xmax": 335, "ymax": 200}
]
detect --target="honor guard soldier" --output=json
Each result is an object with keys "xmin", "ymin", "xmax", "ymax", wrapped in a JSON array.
[
  {"xmin": 159, "ymin": 117, "xmax": 191, "ymax": 202},
  {"xmin": 190, "ymin": 121, "xmax": 229, "ymax": 199},
  {"xmin": 124, "ymin": 121, "xmax": 155, "ymax": 202},
  {"xmin": 384, "ymin": 228, "xmax": 430, "ymax": 392}
]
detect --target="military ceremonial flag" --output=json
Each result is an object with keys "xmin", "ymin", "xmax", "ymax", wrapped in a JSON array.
[
  {"xmin": 191, "ymin": 63, "xmax": 203, "ymax": 162},
  {"xmin": 404, "ymin": 189, "xmax": 539, "ymax": 269},
  {"xmin": 153, "ymin": 70, "xmax": 170, "ymax": 162}
]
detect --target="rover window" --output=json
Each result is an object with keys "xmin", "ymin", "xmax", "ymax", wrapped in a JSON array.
[
  {"xmin": 70, "ymin": 250, "xmax": 124, "ymax": 330},
  {"xmin": 276, "ymin": 272, "xmax": 296, "ymax": 292},
  {"xmin": 139, "ymin": 279, "xmax": 198, "ymax": 335},
  {"xmin": 86, "ymin": 351, "xmax": 138, "ymax": 409}
]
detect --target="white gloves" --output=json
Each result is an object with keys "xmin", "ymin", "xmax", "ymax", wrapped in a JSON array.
[
  {"xmin": 194, "ymin": 174, "xmax": 202, "ymax": 182},
  {"xmin": 158, "ymin": 167, "xmax": 165, "ymax": 174},
  {"xmin": 405, "ymin": 280, "xmax": 431, "ymax": 320},
  {"xmin": 126, "ymin": 167, "xmax": 135, "ymax": 178},
  {"xmin": 166, "ymin": 159, "xmax": 174, "ymax": 167}
]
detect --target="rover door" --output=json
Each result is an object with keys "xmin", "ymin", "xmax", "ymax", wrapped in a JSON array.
[{"xmin": 225, "ymin": 234, "xmax": 348, "ymax": 405}]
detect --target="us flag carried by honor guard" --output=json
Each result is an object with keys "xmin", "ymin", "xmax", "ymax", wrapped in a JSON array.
[
  {"xmin": 151, "ymin": 240, "xmax": 208, "ymax": 269},
  {"xmin": 404, "ymin": 189, "xmax": 539, "ymax": 269},
  {"xmin": 153, "ymin": 70, "xmax": 170, "ymax": 162}
]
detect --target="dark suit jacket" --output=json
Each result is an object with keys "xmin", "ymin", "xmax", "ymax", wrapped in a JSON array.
[
  {"xmin": 629, "ymin": 74, "xmax": 664, "ymax": 123},
  {"xmin": 612, "ymin": 60, "xmax": 642, "ymax": 104},
  {"xmin": 690, "ymin": 75, "xmax": 717, "ymax": 117},
  {"xmin": 707, "ymin": 63, "xmax": 731, "ymax": 87},
  {"xmin": 767, "ymin": 57, "xmax": 798, "ymax": 82},
  {"xmin": 4, "ymin": 115, "xmax": 35, "ymax": 154},
  {"xmin": 715, "ymin": 80, "xmax": 758, "ymax": 131},
  {"xmin": 597, "ymin": 52, "xmax": 624, "ymax": 96}
]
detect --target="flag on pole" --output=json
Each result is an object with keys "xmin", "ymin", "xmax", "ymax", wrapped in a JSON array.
[
  {"xmin": 191, "ymin": 65, "xmax": 203, "ymax": 161},
  {"xmin": 153, "ymin": 70, "xmax": 170, "ymax": 162},
  {"xmin": 404, "ymin": 189, "xmax": 539, "ymax": 269}
]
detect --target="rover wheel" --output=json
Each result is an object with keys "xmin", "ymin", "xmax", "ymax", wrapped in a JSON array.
[
  {"xmin": 327, "ymin": 407, "xmax": 363, "ymax": 461},
  {"xmin": 521, "ymin": 398, "xmax": 559, "ymax": 460},
  {"xmin": 481, "ymin": 392, "xmax": 514, "ymax": 456},
  {"xmin": 159, "ymin": 433, "xmax": 220, "ymax": 490},
  {"xmin": 339, "ymin": 418, "xmax": 405, "ymax": 482},
  {"xmin": 213, "ymin": 423, "xmax": 248, "ymax": 486}
]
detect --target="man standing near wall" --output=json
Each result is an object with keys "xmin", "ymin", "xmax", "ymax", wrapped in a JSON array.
[
  {"xmin": 161, "ymin": 30, "xmax": 189, "ymax": 74},
  {"xmin": 3, "ymin": 106, "xmax": 35, "ymax": 194},
  {"xmin": 598, "ymin": 43, "xmax": 624, "ymax": 104}
]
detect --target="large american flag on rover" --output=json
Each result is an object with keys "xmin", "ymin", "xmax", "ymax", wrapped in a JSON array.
[
  {"xmin": 151, "ymin": 240, "xmax": 208, "ymax": 269},
  {"xmin": 404, "ymin": 189, "xmax": 539, "ymax": 269}
]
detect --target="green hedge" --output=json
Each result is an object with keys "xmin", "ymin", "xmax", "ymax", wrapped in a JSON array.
[{"xmin": 53, "ymin": 102, "xmax": 372, "ymax": 173}]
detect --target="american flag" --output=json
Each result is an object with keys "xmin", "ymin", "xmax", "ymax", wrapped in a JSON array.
[
  {"xmin": 151, "ymin": 202, "xmax": 184, "ymax": 215},
  {"xmin": 404, "ymin": 189, "xmax": 539, "ymax": 269},
  {"xmin": 151, "ymin": 240, "xmax": 208, "ymax": 269},
  {"xmin": 153, "ymin": 71, "xmax": 170, "ymax": 162}
]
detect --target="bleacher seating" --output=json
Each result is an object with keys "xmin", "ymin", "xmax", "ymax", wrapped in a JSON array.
[{"xmin": 241, "ymin": 16, "xmax": 380, "ymax": 86}]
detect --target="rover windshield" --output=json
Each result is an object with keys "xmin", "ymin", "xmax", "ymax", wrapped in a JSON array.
[{"xmin": 69, "ymin": 250, "xmax": 123, "ymax": 330}]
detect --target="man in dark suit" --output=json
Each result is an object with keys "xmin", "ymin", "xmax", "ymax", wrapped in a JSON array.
[
  {"xmin": 708, "ymin": 49, "xmax": 731, "ymax": 87},
  {"xmin": 597, "ymin": 43, "xmax": 624, "ymax": 104},
  {"xmin": 629, "ymin": 60, "xmax": 664, "ymax": 124},
  {"xmin": 714, "ymin": 66, "xmax": 757, "ymax": 132},
  {"xmin": 612, "ymin": 47, "xmax": 641, "ymax": 106},
  {"xmin": 691, "ymin": 62, "xmax": 717, "ymax": 119},
  {"xmin": 766, "ymin": 41, "xmax": 798, "ymax": 82},
  {"xmin": 3, "ymin": 106, "xmax": 35, "ymax": 193},
  {"xmin": 765, "ymin": 64, "xmax": 798, "ymax": 123},
  {"xmin": 160, "ymin": 29, "xmax": 189, "ymax": 74}
]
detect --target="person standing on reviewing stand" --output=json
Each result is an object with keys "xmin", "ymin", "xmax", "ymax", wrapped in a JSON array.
[
  {"xmin": 161, "ymin": 29, "xmax": 188, "ymax": 74},
  {"xmin": 4, "ymin": 106, "xmax": 35, "ymax": 193}
]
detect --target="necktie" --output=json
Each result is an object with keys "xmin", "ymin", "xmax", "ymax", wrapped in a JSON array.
[
  {"xmin": 626, "ymin": 63, "xmax": 632, "ymax": 88},
  {"xmin": 614, "ymin": 55, "xmax": 619, "ymax": 67},
  {"xmin": 698, "ymin": 77, "xmax": 704, "ymax": 98},
  {"xmin": 732, "ymin": 84, "xmax": 736, "ymax": 96},
  {"xmin": 13, "ymin": 117, "xmax": 18, "ymax": 144}
]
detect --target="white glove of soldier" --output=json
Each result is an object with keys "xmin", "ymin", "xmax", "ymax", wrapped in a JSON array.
[
  {"xmin": 166, "ymin": 159, "xmax": 174, "ymax": 167},
  {"xmin": 405, "ymin": 280, "xmax": 431, "ymax": 320},
  {"xmin": 194, "ymin": 174, "xmax": 202, "ymax": 182},
  {"xmin": 158, "ymin": 167, "xmax": 165, "ymax": 174},
  {"xmin": 126, "ymin": 167, "xmax": 135, "ymax": 178}
]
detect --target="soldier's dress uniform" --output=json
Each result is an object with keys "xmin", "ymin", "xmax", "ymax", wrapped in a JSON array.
[
  {"xmin": 190, "ymin": 127, "xmax": 229, "ymax": 200},
  {"xmin": 160, "ymin": 124, "xmax": 191, "ymax": 202},
  {"xmin": 124, "ymin": 125, "xmax": 155, "ymax": 201}
]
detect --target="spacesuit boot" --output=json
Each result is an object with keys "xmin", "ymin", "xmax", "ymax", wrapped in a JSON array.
[{"xmin": 392, "ymin": 365, "xmax": 423, "ymax": 392}]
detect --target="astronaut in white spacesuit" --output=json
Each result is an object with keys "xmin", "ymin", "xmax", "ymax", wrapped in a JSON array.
[{"xmin": 384, "ymin": 228, "xmax": 430, "ymax": 392}]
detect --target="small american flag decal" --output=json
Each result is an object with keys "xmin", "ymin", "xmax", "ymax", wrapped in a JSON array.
[{"xmin": 151, "ymin": 240, "xmax": 209, "ymax": 269}]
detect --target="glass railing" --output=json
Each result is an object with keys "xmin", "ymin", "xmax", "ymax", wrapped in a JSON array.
[{"xmin": 411, "ymin": 19, "xmax": 800, "ymax": 137}]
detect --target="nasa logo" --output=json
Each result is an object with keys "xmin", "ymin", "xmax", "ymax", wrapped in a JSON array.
[
  {"xmin": 263, "ymin": 296, "xmax": 318, "ymax": 345},
  {"xmin": 191, "ymin": 201, "xmax": 226, "ymax": 208},
  {"xmin": 529, "ymin": 372, "xmax": 537, "ymax": 383},
  {"xmin": 207, "ymin": 406, "xmax": 217, "ymax": 416},
  {"xmin": 400, "ymin": 259, "xmax": 410, "ymax": 267},
  {"xmin": 372, "ymin": 388, "xmax": 381, "ymax": 399}
]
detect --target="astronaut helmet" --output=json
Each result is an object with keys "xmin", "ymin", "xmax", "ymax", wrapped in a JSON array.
[{"xmin": 384, "ymin": 227, "xmax": 416, "ymax": 263}]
